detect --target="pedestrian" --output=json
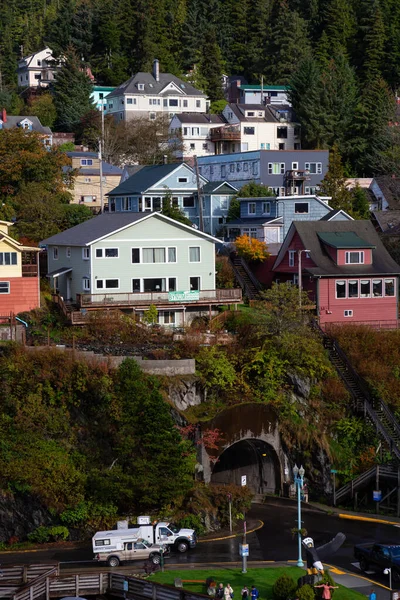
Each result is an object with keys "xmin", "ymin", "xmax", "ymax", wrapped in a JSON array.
[
  {"xmin": 314, "ymin": 582, "xmax": 338, "ymax": 600},
  {"xmin": 216, "ymin": 584, "xmax": 224, "ymax": 600},
  {"xmin": 250, "ymin": 586, "xmax": 259, "ymax": 600},
  {"xmin": 242, "ymin": 586, "xmax": 249, "ymax": 600},
  {"xmin": 224, "ymin": 584, "xmax": 234, "ymax": 600},
  {"xmin": 369, "ymin": 589, "xmax": 376, "ymax": 600}
]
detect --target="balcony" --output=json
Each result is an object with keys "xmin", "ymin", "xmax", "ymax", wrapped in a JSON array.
[
  {"xmin": 210, "ymin": 126, "xmax": 241, "ymax": 142},
  {"xmin": 76, "ymin": 288, "xmax": 242, "ymax": 309},
  {"xmin": 285, "ymin": 170, "xmax": 311, "ymax": 181},
  {"xmin": 22, "ymin": 264, "xmax": 38, "ymax": 277}
]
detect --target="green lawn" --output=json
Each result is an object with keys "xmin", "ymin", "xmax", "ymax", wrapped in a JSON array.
[{"xmin": 151, "ymin": 567, "xmax": 365, "ymax": 600}]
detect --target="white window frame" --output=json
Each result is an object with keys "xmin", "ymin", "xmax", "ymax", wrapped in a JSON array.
[
  {"xmin": 189, "ymin": 246, "xmax": 201, "ymax": 263},
  {"xmin": 262, "ymin": 202, "xmax": 271, "ymax": 214},
  {"xmin": 95, "ymin": 278, "xmax": 120, "ymax": 290},
  {"xmin": 335, "ymin": 280, "xmax": 347, "ymax": 299},
  {"xmin": 344, "ymin": 310, "xmax": 353, "ymax": 317},
  {"xmin": 345, "ymin": 251, "xmax": 364, "ymax": 265},
  {"xmin": 95, "ymin": 248, "xmax": 119, "ymax": 258},
  {"xmin": 0, "ymin": 252, "xmax": 17, "ymax": 265},
  {"xmin": 304, "ymin": 162, "xmax": 322, "ymax": 175},
  {"xmin": 220, "ymin": 197, "xmax": 228, "ymax": 210},
  {"xmin": 0, "ymin": 281, "xmax": 10, "ymax": 294},
  {"xmin": 248, "ymin": 202, "xmax": 256, "ymax": 215},
  {"xmin": 142, "ymin": 247, "xmax": 167, "ymax": 264},
  {"xmin": 178, "ymin": 177, "xmax": 188, "ymax": 183},
  {"xmin": 82, "ymin": 247, "xmax": 90, "ymax": 260},
  {"xmin": 294, "ymin": 202, "xmax": 310, "ymax": 214},
  {"xmin": 122, "ymin": 197, "xmax": 132, "ymax": 211},
  {"xmin": 82, "ymin": 277, "xmax": 90, "ymax": 291},
  {"xmin": 288, "ymin": 250, "xmax": 296, "ymax": 267},
  {"xmin": 189, "ymin": 275, "xmax": 201, "ymax": 290},
  {"xmin": 53, "ymin": 247, "xmax": 59, "ymax": 260},
  {"xmin": 385, "ymin": 278, "xmax": 396, "ymax": 297},
  {"xmin": 292, "ymin": 162, "xmax": 299, "ymax": 170},
  {"xmin": 80, "ymin": 159, "xmax": 93, "ymax": 166}
]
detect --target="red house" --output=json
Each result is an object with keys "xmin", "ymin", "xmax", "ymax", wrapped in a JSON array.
[
  {"xmin": 0, "ymin": 221, "xmax": 41, "ymax": 315},
  {"xmin": 273, "ymin": 220, "xmax": 400, "ymax": 329}
]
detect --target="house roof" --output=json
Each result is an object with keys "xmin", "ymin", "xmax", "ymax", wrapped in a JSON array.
[
  {"xmin": 319, "ymin": 209, "xmax": 353, "ymax": 221},
  {"xmin": 239, "ymin": 85, "xmax": 288, "ymax": 91},
  {"xmin": 372, "ymin": 210, "xmax": 400, "ymax": 234},
  {"xmin": 173, "ymin": 113, "xmax": 223, "ymax": 124},
  {"xmin": 201, "ymin": 181, "xmax": 238, "ymax": 194},
  {"xmin": 40, "ymin": 212, "xmax": 222, "ymax": 247},
  {"xmin": 316, "ymin": 232, "xmax": 375, "ymax": 249},
  {"xmin": 374, "ymin": 176, "xmax": 400, "ymax": 209},
  {"xmin": 226, "ymin": 217, "xmax": 282, "ymax": 227},
  {"xmin": 273, "ymin": 220, "xmax": 400, "ymax": 276},
  {"xmin": 122, "ymin": 165, "xmax": 146, "ymax": 179},
  {"xmin": 108, "ymin": 72, "xmax": 206, "ymax": 99},
  {"xmin": 67, "ymin": 151, "xmax": 98, "ymax": 158},
  {"xmin": 226, "ymin": 103, "xmax": 296, "ymax": 124},
  {"xmin": 63, "ymin": 160, "xmax": 123, "ymax": 177},
  {"xmin": 106, "ymin": 163, "xmax": 193, "ymax": 196},
  {"xmin": 1, "ymin": 116, "xmax": 52, "ymax": 134}
]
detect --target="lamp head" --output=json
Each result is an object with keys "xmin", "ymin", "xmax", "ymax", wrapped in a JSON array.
[
  {"xmin": 293, "ymin": 464, "xmax": 299, "ymax": 477},
  {"xmin": 384, "ymin": 568, "xmax": 391, "ymax": 575},
  {"xmin": 299, "ymin": 465, "xmax": 305, "ymax": 478}
]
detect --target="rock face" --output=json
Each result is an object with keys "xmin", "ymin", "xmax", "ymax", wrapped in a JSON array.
[
  {"xmin": 0, "ymin": 490, "xmax": 52, "ymax": 542},
  {"xmin": 168, "ymin": 377, "xmax": 204, "ymax": 411}
]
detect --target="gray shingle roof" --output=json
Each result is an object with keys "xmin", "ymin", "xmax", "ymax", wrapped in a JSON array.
[
  {"xmin": 108, "ymin": 72, "xmax": 206, "ymax": 99},
  {"xmin": 106, "ymin": 163, "xmax": 185, "ymax": 196},
  {"xmin": 227, "ymin": 103, "xmax": 295, "ymax": 124},
  {"xmin": 277, "ymin": 220, "xmax": 400, "ymax": 276},
  {"xmin": 40, "ymin": 213, "xmax": 147, "ymax": 247},
  {"xmin": 373, "ymin": 210, "xmax": 400, "ymax": 234},
  {"xmin": 226, "ymin": 217, "xmax": 280, "ymax": 226},
  {"xmin": 1, "ymin": 116, "xmax": 52, "ymax": 134},
  {"xmin": 173, "ymin": 113, "xmax": 223, "ymax": 124},
  {"xmin": 201, "ymin": 181, "xmax": 238, "ymax": 194}
]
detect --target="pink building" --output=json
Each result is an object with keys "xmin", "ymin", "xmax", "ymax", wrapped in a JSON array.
[{"xmin": 273, "ymin": 220, "xmax": 400, "ymax": 329}]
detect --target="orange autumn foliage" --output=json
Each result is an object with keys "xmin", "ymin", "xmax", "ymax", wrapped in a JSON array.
[{"xmin": 235, "ymin": 234, "xmax": 270, "ymax": 262}]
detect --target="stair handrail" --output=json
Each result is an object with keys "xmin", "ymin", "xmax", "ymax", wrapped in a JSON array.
[
  {"xmin": 335, "ymin": 463, "xmax": 399, "ymax": 501},
  {"xmin": 236, "ymin": 256, "xmax": 263, "ymax": 292}
]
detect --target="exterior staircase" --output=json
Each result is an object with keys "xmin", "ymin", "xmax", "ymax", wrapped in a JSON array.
[
  {"xmin": 335, "ymin": 464, "xmax": 399, "ymax": 504},
  {"xmin": 230, "ymin": 256, "xmax": 262, "ymax": 300}
]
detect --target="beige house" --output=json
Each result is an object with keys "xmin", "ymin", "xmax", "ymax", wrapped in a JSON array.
[
  {"xmin": 66, "ymin": 152, "xmax": 123, "ymax": 210},
  {"xmin": 17, "ymin": 47, "xmax": 60, "ymax": 88}
]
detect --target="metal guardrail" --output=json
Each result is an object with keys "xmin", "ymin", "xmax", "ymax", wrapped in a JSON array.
[{"xmin": 335, "ymin": 465, "xmax": 399, "ymax": 503}]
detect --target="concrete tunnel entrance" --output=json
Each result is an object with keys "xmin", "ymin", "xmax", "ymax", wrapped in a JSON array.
[{"xmin": 210, "ymin": 438, "xmax": 281, "ymax": 494}]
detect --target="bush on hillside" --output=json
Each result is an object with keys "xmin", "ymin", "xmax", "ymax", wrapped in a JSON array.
[{"xmin": 273, "ymin": 574, "xmax": 297, "ymax": 600}]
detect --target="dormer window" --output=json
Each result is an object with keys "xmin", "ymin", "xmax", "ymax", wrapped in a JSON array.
[
  {"xmin": 37, "ymin": 60, "xmax": 41, "ymax": 66},
  {"xmin": 345, "ymin": 251, "xmax": 364, "ymax": 264},
  {"xmin": 138, "ymin": 83, "xmax": 145, "ymax": 91},
  {"xmin": 19, "ymin": 119, "xmax": 33, "ymax": 130}
]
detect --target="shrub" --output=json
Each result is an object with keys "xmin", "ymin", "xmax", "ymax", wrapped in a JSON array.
[
  {"xmin": 28, "ymin": 525, "xmax": 69, "ymax": 543},
  {"xmin": 177, "ymin": 514, "xmax": 206, "ymax": 536},
  {"xmin": 273, "ymin": 574, "xmax": 297, "ymax": 600},
  {"xmin": 297, "ymin": 585, "xmax": 315, "ymax": 600}
]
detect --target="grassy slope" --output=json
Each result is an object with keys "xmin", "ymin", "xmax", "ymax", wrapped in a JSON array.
[{"xmin": 151, "ymin": 567, "xmax": 364, "ymax": 600}]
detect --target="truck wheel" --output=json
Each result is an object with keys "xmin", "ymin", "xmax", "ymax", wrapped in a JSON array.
[
  {"xmin": 359, "ymin": 557, "xmax": 369, "ymax": 572},
  {"xmin": 107, "ymin": 556, "xmax": 120, "ymax": 567},
  {"xmin": 150, "ymin": 553, "xmax": 161, "ymax": 565},
  {"xmin": 177, "ymin": 541, "xmax": 189, "ymax": 553}
]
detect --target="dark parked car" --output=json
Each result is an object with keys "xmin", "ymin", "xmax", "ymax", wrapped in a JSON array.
[{"xmin": 354, "ymin": 543, "xmax": 400, "ymax": 580}]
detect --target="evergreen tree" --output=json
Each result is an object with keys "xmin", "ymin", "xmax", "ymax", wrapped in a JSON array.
[
  {"xmin": 245, "ymin": 0, "xmax": 273, "ymax": 80},
  {"xmin": 45, "ymin": 0, "xmax": 74, "ymax": 56},
  {"xmin": 351, "ymin": 184, "xmax": 370, "ymax": 218},
  {"xmin": 198, "ymin": 28, "xmax": 224, "ymax": 101},
  {"xmin": 289, "ymin": 57, "xmax": 325, "ymax": 148},
  {"xmin": 318, "ymin": 144, "xmax": 354, "ymax": 212},
  {"xmin": 162, "ymin": 192, "xmax": 192, "ymax": 225},
  {"xmin": 53, "ymin": 47, "xmax": 95, "ymax": 133},
  {"xmin": 71, "ymin": 3, "xmax": 94, "ymax": 62},
  {"xmin": 322, "ymin": 0, "xmax": 355, "ymax": 57}
]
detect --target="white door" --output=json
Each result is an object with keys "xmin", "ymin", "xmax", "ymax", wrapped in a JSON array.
[{"xmin": 264, "ymin": 227, "xmax": 280, "ymax": 243}]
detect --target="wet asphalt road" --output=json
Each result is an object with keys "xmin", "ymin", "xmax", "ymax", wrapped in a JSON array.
[{"xmin": 1, "ymin": 499, "xmax": 399, "ymax": 588}]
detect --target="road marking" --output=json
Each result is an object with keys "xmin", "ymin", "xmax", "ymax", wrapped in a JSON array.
[
  {"xmin": 197, "ymin": 520, "xmax": 264, "ymax": 543},
  {"xmin": 329, "ymin": 567, "xmax": 346, "ymax": 575},
  {"xmin": 339, "ymin": 513, "xmax": 399, "ymax": 526}
]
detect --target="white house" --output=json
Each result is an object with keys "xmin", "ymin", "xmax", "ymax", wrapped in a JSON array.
[
  {"xmin": 17, "ymin": 47, "xmax": 60, "ymax": 88},
  {"xmin": 238, "ymin": 84, "xmax": 291, "ymax": 106},
  {"xmin": 169, "ymin": 113, "xmax": 224, "ymax": 159},
  {"xmin": 106, "ymin": 60, "xmax": 209, "ymax": 122},
  {"xmin": 217, "ymin": 104, "xmax": 300, "ymax": 153}
]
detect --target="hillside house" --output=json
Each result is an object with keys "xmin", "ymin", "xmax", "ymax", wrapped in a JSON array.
[
  {"xmin": 0, "ymin": 221, "xmax": 40, "ymax": 315},
  {"xmin": 169, "ymin": 113, "xmax": 224, "ymax": 159},
  {"xmin": 0, "ymin": 109, "xmax": 52, "ymax": 146},
  {"xmin": 238, "ymin": 84, "xmax": 291, "ymax": 106},
  {"xmin": 41, "ymin": 212, "xmax": 241, "ymax": 326},
  {"xmin": 273, "ymin": 220, "xmax": 400, "ymax": 329},
  {"xmin": 17, "ymin": 47, "xmax": 60, "ymax": 88},
  {"xmin": 106, "ymin": 60, "xmax": 208, "ymax": 121},
  {"xmin": 66, "ymin": 151, "xmax": 122, "ymax": 209}
]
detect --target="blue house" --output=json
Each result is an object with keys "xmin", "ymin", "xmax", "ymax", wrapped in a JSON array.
[
  {"xmin": 225, "ymin": 195, "xmax": 352, "ymax": 244},
  {"xmin": 106, "ymin": 164, "xmax": 238, "ymax": 236}
]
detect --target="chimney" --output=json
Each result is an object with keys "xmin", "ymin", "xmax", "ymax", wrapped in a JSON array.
[
  {"xmin": 1, "ymin": 108, "xmax": 6, "ymax": 123},
  {"xmin": 153, "ymin": 59, "xmax": 160, "ymax": 82}
]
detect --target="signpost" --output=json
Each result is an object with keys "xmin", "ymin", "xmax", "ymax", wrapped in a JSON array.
[
  {"xmin": 241, "ymin": 475, "xmax": 247, "ymax": 487},
  {"xmin": 227, "ymin": 493, "xmax": 232, "ymax": 533},
  {"xmin": 331, "ymin": 469, "xmax": 338, "ymax": 506},
  {"xmin": 241, "ymin": 521, "xmax": 248, "ymax": 573},
  {"xmin": 168, "ymin": 290, "xmax": 200, "ymax": 302}
]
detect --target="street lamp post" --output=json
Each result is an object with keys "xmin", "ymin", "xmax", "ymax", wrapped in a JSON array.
[
  {"xmin": 384, "ymin": 568, "xmax": 392, "ymax": 591},
  {"xmin": 298, "ymin": 250, "xmax": 311, "ymax": 308},
  {"xmin": 293, "ymin": 464, "xmax": 305, "ymax": 568}
]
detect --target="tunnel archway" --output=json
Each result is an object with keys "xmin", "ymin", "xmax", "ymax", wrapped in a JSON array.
[{"xmin": 210, "ymin": 438, "xmax": 281, "ymax": 494}]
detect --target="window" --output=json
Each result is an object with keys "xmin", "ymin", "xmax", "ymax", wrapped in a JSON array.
[
  {"xmin": 0, "ymin": 252, "xmax": 17, "ymax": 265},
  {"xmin": 385, "ymin": 279, "xmax": 395, "ymax": 296},
  {"xmin": 279, "ymin": 143, "xmax": 285, "ymax": 150},
  {"xmin": 53, "ymin": 247, "xmax": 58, "ymax": 260},
  {"xmin": 336, "ymin": 281, "xmax": 346, "ymax": 298},
  {"xmin": 252, "ymin": 162, "xmax": 258, "ymax": 176},
  {"xmin": 192, "ymin": 127, "xmax": 199, "ymax": 136},
  {"xmin": 105, "ymin": 248, "xmax": 118, "ymax": 257},
  {"xmin": 138, "ymin": 83, "xmax": 145, "ymax": 90},
  {"xmin": 149, "ymin": 112, "xmax": 156, "ymax": 120},
  {"xmin": 183, "ymin": 99, "xmax": 188, "ymax": 107},
  {"xmin": 196, "ymin": 100, "xmax": 201, "ymax": 108},
  {"xmin": 96, "ymin": 279, "xmax": 119, "ymax": 289},
  {"xmin": 82, "ymin": 277, "xmax": 90, "ymax": 291},
  {"xmin": 127, "ymin": 98, "xmax": 133, "ymax": 104},
  {"xmin": 183, "ymin": 196, "xmax": 195, "ymax": 208},
  {"xmin": 190, "ymin": 143, "xmax": 195, "ymax": 150},
  {"xmin": 262, "ymin": 202, "xmax": 271, "ymax": 214},
  {"xmin": 95, "ymin": 539, "xmax": 110, "ymax": 546},
  {"xmin": 348, "ymin": 280, "xmax": 358, "ymax": 298},
  {"xmin": 81, "ymin": 195, "xmax": 96, "ymax": 203},
  {"xmin": 244, "ymin": 127, "xmax": 255, "ymax": 135},
  {"xmin": 248, "ymin": 202, "xmax": 256, "ymax": 215},
  {"xmin": 230, "ymin": 163, "xmax": 235, "ymax": 173},
  {"xmin": 345, "ymin": 251, "xmax": 364, "ymax": 264},
  {"xmin": 344, "ymin": 310, "xmax": 353, "ymax": 317},
  {"xmin": 178, "ymin": 177, "xmax": 188, "ymax": 183},
  {"xmin": 277, "ymin": 127, "xmax": 288, "ymax": 138},
  {"xmin": 85, "ymin": 177, "xmax": 92, "ymax": 183},
  {"xmin": 288, "ymin": 250, "xmax": 296, "ymax": 267},
  {"xmin": 360, "ymin": 280, "xmax": 371, "ymax": 298},
  {"xmin": 80, "ymin": 159, "xmax": 93, "ymax": 166},
  {"xmin": 168, "ymin": 277, "xmax": 176, "ymax": 291},
  {"xmin": 268, "ymin": 162, "xmax": 285, "ymax": 174},
  {"xmin": 221, "ymin": 165, "xmax": 226, "ymax": 177},
  {"xmin": 243, "ymin": 162, "xmax": 249, "ymax": 172},
  {"xmin": 132, "ymin": 279, "xmax": 140, "ymax": 292},
  {"xmin": 189, "ymin": 247, "xmax": 200, "ymax": 262},
  {"xmin": 132, "ymin": 248, "xmax": 140, "ymax": 263},
  {"xmin": 304, "ymin": 162, "xmax": 322, "ymax": 174},
  {"xmin": 82, "ymin": 248, "xmax": 90, "ymax": 260},
  {"xmin": 143, "ymin": 248, "xmax": 166, "ymax": 263},
  {"xmin": 0, "ymin": 282, "xmax": 10, "ymax": 294},
  {"xmin": 294, "ymin": 202, "xmax": 309, "ymax": 214},
  {"xmin": 163, "ymin": 311, "xmax": 176, "ymax": 324},
  {"xmin": 66, "ymin": 247, "xmax": 71, "ymax": 258},
  {"xmin": 292, "ymin": 162, "xmax": 299, "ymax": 170},
  {"xmin": 190, "ymin": 276, "xmax": 200, "ymax": 290},
  {"xmin": 202, "ymin": 143, "xmax": 209, "ymax": 150},
  {"xmin": 246, "ymin": 111, "xmax": 255, "ymax": 117},
  {"xmin": 220, "ymin": 197, "xmax": 228, "ymax": 210},
  {"xmin": 34, "ymin": 74, "xmax": 41, "ymax": 80},
  {"xmin": 169, "ymin": 99, "xmax": 178, "ymax": 107},
  {"xmin": 122, "ymin": 197, "xmax": 132, "ymax": 211},
  {"xmin": 373, "ymin": 279, "xmax": 383, "ymax": 297},
  {"xmin": 168, "ymin": 247, "xmax": 177, "ymax": 263},
  {"xmin": 260, "ymin": 143, "xmax": 271, "ymax": 150}
]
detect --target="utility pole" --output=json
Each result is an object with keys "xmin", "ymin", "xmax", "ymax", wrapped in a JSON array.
[
  {"xmin": 261, "ymin": 75, "xmax": 264, "ymax": 105},
  {"xmin": 99, "ymin": 138, "xmax": 104, "ymax": 214},
  {"xmin": 194, "ymin": 155, "xmax": 204, "ymax": 232}
]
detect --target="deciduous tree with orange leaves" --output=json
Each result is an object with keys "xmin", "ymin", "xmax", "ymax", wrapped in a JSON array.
[{"xmin": 235, "ymin": 234, "xmax": 270, "ymax": 262}]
